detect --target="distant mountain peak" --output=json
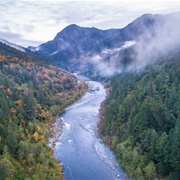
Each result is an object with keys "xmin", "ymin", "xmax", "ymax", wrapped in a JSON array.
[
  {"xmin": 62, "ymin": 24, "xmax": 82, "ymax": 32},
  {"xmin": 54, "ymin": 24, "xmax": 82, "ymax": 40},
  {"xmin": 66, "ymin": 24, "xmax": 80, "ymax": 29}
]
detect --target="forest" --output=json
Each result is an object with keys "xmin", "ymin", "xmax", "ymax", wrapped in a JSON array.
[
  {"xmin": 100, "ymin": 55, "xmax": 180, "ymax": 179},
  {"xmin": 0, "ymin": 42, "xmax": 87, "ymax": 179}
]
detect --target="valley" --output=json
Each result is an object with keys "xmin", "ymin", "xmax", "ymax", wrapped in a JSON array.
[{"xmin": 0, "ymin": 10, "xmax": 179, "ymax": 180}]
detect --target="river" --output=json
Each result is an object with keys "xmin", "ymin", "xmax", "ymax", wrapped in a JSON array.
[{"xmin": 53, "ymin": 75, "xmax": 126, "ymax": 180}]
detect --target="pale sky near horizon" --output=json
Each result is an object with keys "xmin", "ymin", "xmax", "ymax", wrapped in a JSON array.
[{"xmin": 0, "ymin": 0, "xmax": 180, "ymax": 47}]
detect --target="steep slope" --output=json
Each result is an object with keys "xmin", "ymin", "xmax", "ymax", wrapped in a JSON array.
[
  {"xmin": 0, "ymin": 39, "xmax": 53, "ymax": 66},
  {"xmin": 0, "ymin": 42, "xmax": 86, "ymax": 179},
  {"xmin": 99, "ymin": 54, "xmax": 180, "ymax": 179}
]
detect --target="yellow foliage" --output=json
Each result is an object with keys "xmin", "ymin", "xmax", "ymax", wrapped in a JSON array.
[
  {"xmin": 33, "ymin": 131, "xmax": 45, "ymax": 141},
  {"xmin": 17, "ymin": 86, "xmax": 22, "ymax": 91},
  {"xmin": 0, "ymin": 136, "xmax": 1, "ymax": 143},
  {"xmin": 33, "ymin": 132, "xmax": 39, "ymax": 141},
  {"xmin": 37, "ymin": 125, "xmax": 40, "ymax": 131},
  {"xmin": 10, "ymin": 108, "xmax": 17, "ymax": 115},
  {"xmin": 15, "ymin": 99, "xmax": 22, "ymax": 106},
  {"xmin": 7, "ymin": 88, "xmax": 12, "ymax": 95},
  {"xmin": 40, "ymin": 135, "xmax": 45, "ymax": 140},
  {"xmin": 37, "ymin": 109, "xmax": 48, "ymax": 120},
  {"xmin": 21, "ymin": 133, "xmax": 25, "ymax": 138}
]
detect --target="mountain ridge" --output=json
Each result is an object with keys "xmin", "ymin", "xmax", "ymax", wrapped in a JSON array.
[
  {"xmin": 30, "ymin": 12, "xmax": 180, "ymax": 72},
  {"xmin": 0, "ymin": 38, "xmax": 27, "ymax": 52}
]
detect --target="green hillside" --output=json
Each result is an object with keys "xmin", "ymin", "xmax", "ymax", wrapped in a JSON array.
[
  {"xmin": 0, "ymin": 42, "xmax": 86, "ymax": 179},
  {"xmin": 100, "ymin": 57, "xmax": 180, "ymax": 179}
]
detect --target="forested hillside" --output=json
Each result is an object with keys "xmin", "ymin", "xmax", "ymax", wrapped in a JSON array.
[
  {"xmin": 0, "ymin": 42, "xmax": 86, "ymax": 179},
  {"xmin": 100, "ymin": 57, "xmax": 180, "ymax": 179}
]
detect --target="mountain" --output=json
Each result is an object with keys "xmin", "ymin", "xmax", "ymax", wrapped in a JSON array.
[
  {"xmin": 31, "ymin": 12, "xmax": 180, "ymax": 74},
  {"xmin": 29, "ymin": 13, "xmax": 158, "ymax": 70},
  {"xmin": 32, "ymin": 24, "xmax": 124, "ymax": 70}
]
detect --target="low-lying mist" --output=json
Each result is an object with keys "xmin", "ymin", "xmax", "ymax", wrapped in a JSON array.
[
  {"xmin": 87, "ymin": 12, "xmax": 180, "ymax": 77},
  {"xmin": 130, "ymin": 12, "xmax": 180, "ymax": 71}
]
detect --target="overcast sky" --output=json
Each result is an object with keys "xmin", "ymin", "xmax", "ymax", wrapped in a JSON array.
[{"xmin": 0, "ymin": 0, "xmax": 180, "ymax": 47}]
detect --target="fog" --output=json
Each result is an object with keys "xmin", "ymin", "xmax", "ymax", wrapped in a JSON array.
[
  {"xmin": 89, "ymin": 40, "xmax": 136, "ymax": 77},
  {"xmin": 90, "ymin": 12, "xmax": 180, "ymax": 77},
  {"xmin": 130, "ymin": 12, "xmax": 180, "ymax": 71}
]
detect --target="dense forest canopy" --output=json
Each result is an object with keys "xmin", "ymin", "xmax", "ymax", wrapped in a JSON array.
[
  {"xmin": 0, "ymin": 42, "xmax": 87, "ymax": 179},
  {"xmin": 100, "ymin": 55, "xmax": 180, "ymax": 179}
]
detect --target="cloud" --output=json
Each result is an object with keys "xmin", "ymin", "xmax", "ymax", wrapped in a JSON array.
[
  {"xmin": 130, "ymin": 12, "xmax": 180, "ymax": 71},
  {"xmin": 0, "ymin": 31, "xmax": 22, "ymax": 42},
  {"xmin": 0, "ymin": 0, "xmax": 180, "ymax": 47},
  {"xmin": 86, "ymin": 12, "xmax": 180, "ymax": 77},
  {"xmin": 0, "ymin": 31, "xmax": 43, "ymax": 47},
  {"xmin": 88, "ymin": 41, "xmax": 137, "ymax": 77}
]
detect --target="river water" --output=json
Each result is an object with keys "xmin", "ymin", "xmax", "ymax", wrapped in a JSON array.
[{"xmin": 54, "ymin": 76, "xmax": 126, "ymax": 180}]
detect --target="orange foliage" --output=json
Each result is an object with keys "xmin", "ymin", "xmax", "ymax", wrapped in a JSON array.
[
  {"xmin": 40, "ymin": 135, "xmax": 45, "ymax": 141},
  {"xmin": 20, "ymin": 119, "xmax": 25, "ymax": 127},
  {"xmin": 10, "ymin": 108, "xmax": 17, "ymax": 115},
  {"xmin": 15, "ymin": 99, "xmax": 22, "ymax": 106},
  {"xmin": 37, "ymin": 125, "xmax": 40, "ymax": 131},
  {"xmin": 6, "ymin": 88, "xmax": 12, "ymax": 95},
  {"xmin": 33, "ymin": 132, "xmax": 39, "ymax": 141},
  {"xmin": 25, "ymin": 128, "xmax": 29, "ymax": 136},
  {"xmin": 33, "ymin": 132, "xmax": 45, "ymax": 141},
  {"xmin": 43, "ymin": 74, "xmax": 51, "ymax": 81},
  {"xmin": 0, "ymin": 55, "xmax": 5, "ymax": 60}
]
